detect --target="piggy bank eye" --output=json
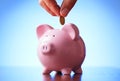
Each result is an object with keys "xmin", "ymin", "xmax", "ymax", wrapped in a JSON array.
[{"xmin": 53, "ymin": 35, "xmax": 55, "ymax": 37}]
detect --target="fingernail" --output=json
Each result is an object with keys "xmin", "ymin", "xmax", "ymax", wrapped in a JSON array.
[{"xmin": 60, "ymin": 8, "xmax": 69, "ymax": 17}]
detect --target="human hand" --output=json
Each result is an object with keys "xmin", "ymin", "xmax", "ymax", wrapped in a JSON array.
[{"xmin": 39, "ymin": 0, "xmax": 77, "ymax": 17}]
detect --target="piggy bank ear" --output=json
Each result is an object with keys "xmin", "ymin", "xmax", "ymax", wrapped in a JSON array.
[
  {"xmin": 62, "ymin": 23, "xmax": 79, "ymax": 40},
  {"xmin": 36, "ymin": 24, "xmax": 53, "ymax": 38}
]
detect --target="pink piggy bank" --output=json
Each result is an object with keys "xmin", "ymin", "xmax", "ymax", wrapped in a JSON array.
[{"xmin": 37, "ymin": 23, "xmax": 85, "ymax": 75}]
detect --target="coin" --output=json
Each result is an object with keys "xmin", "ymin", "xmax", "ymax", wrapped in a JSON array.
[{"xmin": 60, "ymin": 16, "xmax": 65, "ymax": 25}]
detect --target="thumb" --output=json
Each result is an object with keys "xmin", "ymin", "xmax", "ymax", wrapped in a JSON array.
[{"xmin": 60, "ymin": 0, "xmax": 77, "ymax": 17}]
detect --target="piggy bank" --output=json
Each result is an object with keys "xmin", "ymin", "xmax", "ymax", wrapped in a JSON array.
[{"xmin": 36, "ymin": 23, "xmax": 85, "ymax": 75}]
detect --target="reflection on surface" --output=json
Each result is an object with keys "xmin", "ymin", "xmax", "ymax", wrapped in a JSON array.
[
  {"xmin": 0, "ymin": 67, "xmax": 120, "ymax": 81},
  {"xmin": 42, "ymin": 73, "xmax": 81, "ymax": 81}
]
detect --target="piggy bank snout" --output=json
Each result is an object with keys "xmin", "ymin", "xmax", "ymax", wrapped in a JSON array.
[{"xmin": 41, "ymin": 43, "xmax": 54, "ymax": 54}]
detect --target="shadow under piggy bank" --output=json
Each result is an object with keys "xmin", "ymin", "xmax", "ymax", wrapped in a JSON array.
[{"xmin": 42, "ymin": 73, "xmax": 82, "ymax": 81}]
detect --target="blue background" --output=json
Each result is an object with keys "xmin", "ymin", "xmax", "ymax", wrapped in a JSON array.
[{"xmin": 0, "ymin": 0, "xmax": 120, "ymax": 68}]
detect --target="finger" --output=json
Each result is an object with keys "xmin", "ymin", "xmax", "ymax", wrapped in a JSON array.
[
  {"xmin": 44, "ymin": 0, "xmax": 60, "ymax": 16},
  {"xmin": 60, "ymin": 0, "xmax": 77, "ymax": 17},
  {"xmin": 39, "ymin": 0, "xmax": 56, "ymax": 16}
]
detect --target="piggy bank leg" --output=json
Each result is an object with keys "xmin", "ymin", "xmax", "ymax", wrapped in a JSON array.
[
  {"xmin": 73, "ymin": 67, "xmax": 82, "ymax": 74},
  {"xmin": 43, "ymin": 68, "xmax": 52, "ymax": 75},
  {"xmin": 61, "ymin": 68, "xmax": 72, "ymax": 75}
]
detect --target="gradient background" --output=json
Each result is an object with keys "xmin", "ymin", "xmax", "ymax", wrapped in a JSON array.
[{"xmin": 0, "ymin": 0, "xmax": 120, "ymax": 69}]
